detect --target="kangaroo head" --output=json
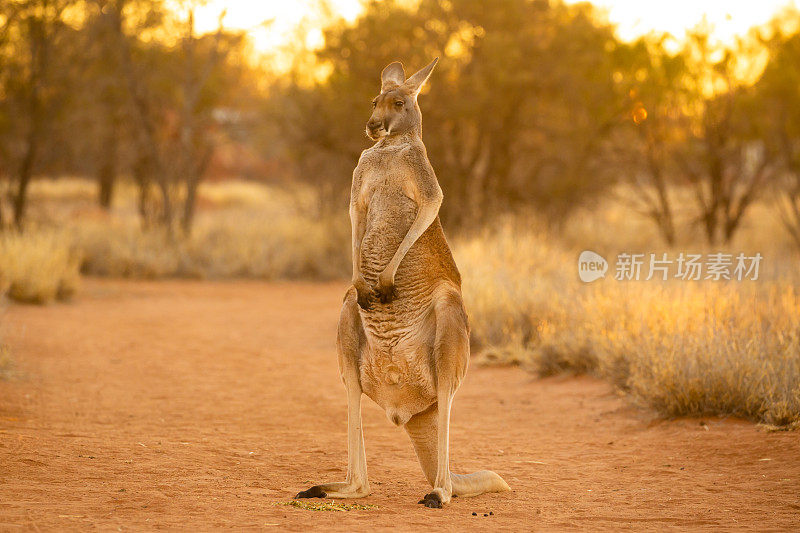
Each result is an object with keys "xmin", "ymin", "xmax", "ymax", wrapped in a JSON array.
[{"xmin": 366, "ymin": 58, "xmax": 438, "ymax": 141}]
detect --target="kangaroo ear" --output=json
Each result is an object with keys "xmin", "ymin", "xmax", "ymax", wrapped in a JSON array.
[
  {"xmin": 403, "ymin": 57, "xmax": 439, "ymax": 97},
  {"xmin": 381, "ymin": 62, "xmax": 405, "ymax": 91}
]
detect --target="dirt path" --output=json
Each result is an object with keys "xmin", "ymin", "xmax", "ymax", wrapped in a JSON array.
[{"xmin": 0, "ymin": 280, "xmax": 798, "ymax": 531}]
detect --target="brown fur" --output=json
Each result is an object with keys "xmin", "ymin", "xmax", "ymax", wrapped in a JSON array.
[{"xmin": 295, "ymin": 59, "xmax": 510, "ymax": 508}]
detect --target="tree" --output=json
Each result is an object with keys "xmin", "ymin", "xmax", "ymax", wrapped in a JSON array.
[
  {"xmin": 269, "ymin": 0, "xmax": 623, "ymax": 227},
  {"xmin": 81, "ymin": 0, "xmax": 130, "ymax": 209},
  {"xmin": 108, "ymin": 0, "xmax": 246, "ymax": 235},
  {"xmin": 754, "ymin": 13, "xmax": 800, "ymax": 250},
  {"xmin": 0, "ymin": 0, "xmax": 78, "ymax": 229},
  {"xmin": 676, "ymin": 31, "xmax": 773, "ymax": 245},
  {"xmin": 610, "ymin": 36, "xmax": 691, "ymax": 245}
]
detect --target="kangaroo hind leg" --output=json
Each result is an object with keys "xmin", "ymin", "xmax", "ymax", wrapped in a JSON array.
[
  {"xmin": 295, "ymin": 288, "xmax": 370, "ymax": 499},
  {"xmin": 405, "ymin": 285, "xmax": 510, "ymax": 508},
  {"xmin": 409, "ymin": 285, "xmax": 467, "ymax": 508}
]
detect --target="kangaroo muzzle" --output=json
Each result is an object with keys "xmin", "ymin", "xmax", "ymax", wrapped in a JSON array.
[{"xmin": 366, "ymin": 118, "xmax": 387, "ymax": 139}]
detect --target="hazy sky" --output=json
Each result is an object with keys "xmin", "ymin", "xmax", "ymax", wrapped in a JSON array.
[
  {"xmin": 193, "ymin": 0, "xmax": 798, "ymax": 53},
  {"xmin": 575, "ymin": 0, "xmax": 797, "ymax": 42},
  {"xmin": 193, "ymin": 0, "xmax": 362, "ymax": 53}
]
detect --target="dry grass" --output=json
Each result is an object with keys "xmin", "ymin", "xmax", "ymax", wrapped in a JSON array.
[
  {"xmin": 15, "ymin": 177, "xmax": 800, "ymax": 426},
  {"xmin": 0, "ymin": 230, "xmax": 81, "ymax": 304},
  {"xmin": 278, "ymin": 501, "xmax": 378, "ymax": 512},
  {"xmin": 25, "ymin": 178, "xmax": 350, "ymax": 281},
  {"xmin": 72, "ymin": 210, "xmax": 349, "ymax": 280},
  {"xmin": 457, "ymin": 221, "xmax": 800, "ymax": 427}
]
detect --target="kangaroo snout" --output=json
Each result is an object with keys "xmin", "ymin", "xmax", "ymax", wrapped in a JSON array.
[{"xmin": 366, "ymin": 118, "xmax": 386, "ymax": 139}]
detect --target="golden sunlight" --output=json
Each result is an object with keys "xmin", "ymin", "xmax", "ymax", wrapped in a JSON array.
[
  {"xmin": 192, "ymin": 0, "xmax": 362, "ymax": 53},
  {"xmin": 567, "ymin": 0, "xmax": 798, "ymax": 44},
  {"xmin": 193, "ymin": 0, "xmax": 798, "ymax": 54}
]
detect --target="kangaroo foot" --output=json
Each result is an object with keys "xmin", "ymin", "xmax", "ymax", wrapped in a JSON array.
[
  {"xmin": 418, "ymin": 491, "xmax": 443, "ymax": 509},
  {"xmin": 294, "ymin": 485, "xmax": 327, "ymax": 499}
]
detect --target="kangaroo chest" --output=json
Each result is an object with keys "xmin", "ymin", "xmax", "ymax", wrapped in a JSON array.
[
  {"xmin": 356, "ymin": 148, "xmax": 438, "ymax": 333},
  {"xmin": 357, "ymin": 150, "xmax": 418, "ymax": 279}
]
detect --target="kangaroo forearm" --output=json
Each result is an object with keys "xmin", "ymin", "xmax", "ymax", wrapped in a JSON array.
[
  {"xmin": 385, "ymin": 201, "xmax": 440, "ymax": 277},
  {"xmin": 352, "ymin": 243, "xmax": 362, "ymax": 279},
  {"xmin": 351, "ymin": 212, "xmax": 366, "ymax": 280}
]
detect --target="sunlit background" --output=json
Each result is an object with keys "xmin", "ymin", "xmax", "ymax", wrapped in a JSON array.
[
  {"xmin": 1, "ymin": 0, "xmax": 800, "ymax": 430},
  {"xmin": 2, "ymin": 3, "xmax": 800, "ymax": 530},
  {"xmin": 192, "ymin": 0, "xmax": 799, "ymax": 57}
]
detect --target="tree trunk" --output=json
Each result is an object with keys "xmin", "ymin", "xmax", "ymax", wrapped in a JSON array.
[
  {"xmin": 98, "ymin": 168, "xmax": 114, "ymax": 209},
  {"xmin": 13, "ymin": 136, "xmax": 37, "ymax": 229},
  {"xmin": 703, "ymin": 213, "xmax": 718, "ymax": 245},
  {"xmin": 97, "ymin": 137, "xmax": 117, "ymax": 209},
  {"xmin": 133, "ymin": 154, "xmax": 153, "ymax": 229},
  {"xmin": 180, "ymin": 146, "xmax": 212, "ymax": 236},
  {"xmin": 656, "ymin": 210, "xmax": 676, "ymax": 246},
  {"xmin": 156, "ymin": 177, "xmax": 173, "ymax": 238},
  {"xmin": 644, "ymin": 128, "xmax": 676, "ymax": 246},
  {"xmin": 181, "ymin": 178, "xmax": 199, "ymax": 237},
  {"xmin": 97, "ymin": 104, "xmax": 119, "ymax": 209}
]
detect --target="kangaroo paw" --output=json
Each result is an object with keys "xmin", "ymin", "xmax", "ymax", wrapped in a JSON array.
[
  {"xmin": 418, "ymin": 491, "xmax": 443, "ymax": 509},
  {"xmin": 356, "ymin": 289, "xmax": 371, "ymax": 310},
  {"xmin": 374, "ymin": 284, "xmax": 396, "ymax": 304}
]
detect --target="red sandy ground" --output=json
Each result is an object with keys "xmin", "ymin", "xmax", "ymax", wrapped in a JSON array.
[{"xmin": 0, "ymin": 280, "xmax": 798, "ymax": 531}]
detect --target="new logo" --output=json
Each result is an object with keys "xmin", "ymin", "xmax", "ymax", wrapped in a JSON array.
[{"xmin": 578, "ymin": 250, "xmax": 608, "ymax": 283}]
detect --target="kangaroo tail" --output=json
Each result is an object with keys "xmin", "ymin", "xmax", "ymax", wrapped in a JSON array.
[{"xmin": 451, "ymin": 470, "xmax": 511, "ymax": 497}]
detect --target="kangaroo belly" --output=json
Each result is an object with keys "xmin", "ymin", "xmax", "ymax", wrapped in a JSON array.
[{"xmin": 360, "ymin": 337, "xmax": 437, "ymax": 426}]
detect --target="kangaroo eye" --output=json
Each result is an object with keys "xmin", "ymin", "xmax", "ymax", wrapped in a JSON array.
[
  {"xmin": 395, "ymin": 101, "xmax": 404, "ymax": 108},
  {"xmin": 372, "ymin": 100, "xmax": 377, "ymax": 108}
]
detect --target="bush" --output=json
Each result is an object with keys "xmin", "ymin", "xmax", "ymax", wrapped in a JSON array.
[
  {"xmin": 457, "ymin": 222, "xmax": 800, "ymax": 427},
  {"xmin": 0, "ymin": 230, "xmax": 81, "ymax": 304},
  {"xmin": 73, "ymin": 209, "xmax": 350, "ymax": 280}
]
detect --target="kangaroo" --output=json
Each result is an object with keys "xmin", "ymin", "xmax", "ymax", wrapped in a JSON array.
[{"xmin": 294, "ymin": 58, "xmax": 511, "ymax": 508}]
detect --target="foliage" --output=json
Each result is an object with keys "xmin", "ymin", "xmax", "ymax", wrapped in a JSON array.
[
  {"xmin": 270, "ymin": 0, "xmax": 623, "ymax": 225},
  {"xmin": 0, "ymin": 229, "xmax": 81, "ymax": 304},
  {"xmin": 0, "ymin": 0, "xmax": 799, "ymax": 426},
  {"xmin": 267, "ymin": 1, "xmax": 800, "ymax": 246},
  {"xmin": 0, "ymin": 0, "xmax": 83, "ymax": 228},
  {"xmin": 29, "ymin": 178, "xmax": 351, "ymax": 280},
  {"xmin": 3, "ymin": 1, "xmax": 800, "ymax": 247},
  {"xmin": 755, "ymin": 21, "xmax": 800, "ymax": 250},
  {"xmin": 16, "ymin": 176, "xmax": 800, "ymax": 425},
  {"xmin": 0, "ymin": 0, "xmax": 255, "ymax": 236},
  {"xmin": 278, "ymin": 500, "xmax": 378, "ymax": 512},
  {"xmin": 608, "ymin": 36, "xmax": 690, "ymax": 244}
]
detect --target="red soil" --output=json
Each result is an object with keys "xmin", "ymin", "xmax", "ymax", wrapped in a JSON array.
[{"xmin": 1, "ymin": 279, "xmax": 798, "ymax": 531}]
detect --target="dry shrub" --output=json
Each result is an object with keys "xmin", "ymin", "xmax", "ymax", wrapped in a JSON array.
[
  {"xmin": 33, "ymin": 178, "xmax": 350, "ymax": 280},
  {"xmin": 457, "ymin": 222, "xmax": 800, "ymax": 427},
  {"xmin": 0, "ymin": 230, "xmax": 81, "ymax": 304},
  {"xmin": 74, "ymin": 209, "xmax": 350, "ymax": 280},
  {"xmin": 17, "ymin": 178, "xmax": 800, "ymax": 425}
]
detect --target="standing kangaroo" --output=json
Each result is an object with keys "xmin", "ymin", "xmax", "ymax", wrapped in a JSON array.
[{"xmin": 295, "ymin": 58, "xmax": 510, "ymax": 508}]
